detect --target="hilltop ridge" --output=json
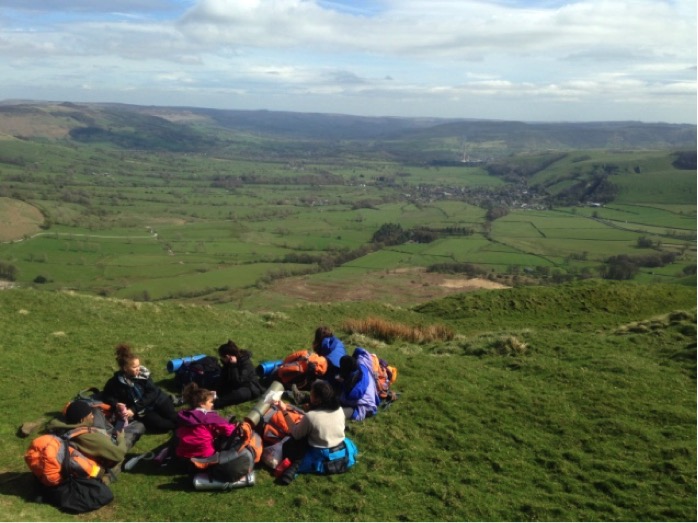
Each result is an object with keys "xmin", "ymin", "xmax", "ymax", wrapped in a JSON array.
[{"xmin": 0, "ymin": 101, "xmax": 694, "ymax": 159}]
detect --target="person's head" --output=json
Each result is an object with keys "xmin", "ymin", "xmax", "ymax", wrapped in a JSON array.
[
  {"xmin": 65, "ymin": 400, "xmax": 95, "ymax": 425},
  {"xmin": 312, "ymin": 326, "xmax": 333, "ymax": 350},
  {"xmin": 218, "ymin": 339, "xmax": 241, "ymax": 365},
  {"xmin": 115, "ymin": 343, "xmax": 140, "ymax": 377},
  {"xmin": 309, "ymin": 380, "xmax": 340, "ymax": 411},
  {"xmin": 338, "ymin": 355, "xmax": 357, "ymax": 380},
  {"xmin": 182, "ymin": 382, "xmax": 215, "ymax": 410}
]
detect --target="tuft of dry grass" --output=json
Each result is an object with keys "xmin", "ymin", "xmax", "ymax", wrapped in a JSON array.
[
  {"xmin": 342, "ymin": 316, "xmax": 454, "ymax": 344},
  {"xmin": 615, "ymin": 309, "xmax": 697, "ymax": 335},
  {"xmin": 489, "ymin": 335, "xmax": 528, "ymax": 356}
]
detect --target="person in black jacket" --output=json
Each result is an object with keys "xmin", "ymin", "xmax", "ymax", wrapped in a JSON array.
[
  {"xmin": 213, "ymin": 340, "xmax": 263, "ymax": 409},
  {"xmin": 102, "ymin": 343, "xmax": 177, "ymax": 433}
]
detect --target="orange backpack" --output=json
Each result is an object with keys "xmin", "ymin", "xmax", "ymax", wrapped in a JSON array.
[
  {"xmin": 276, "ymin": 350, "xmax": 328, "ymax": 389},
  {"xmin": 370, "ymin": 353, "xmax": 398, "ymax": 403},
  {"xmin": 63, "ymin": 388, "xmax": 113, "ymax": 418},
  {"xmin": 25, "ymin": 427, "xmax": 103, "ymax": 487},
  {"xmin": 238, "ymin": 421, "xmax": 264, "ymax": 464},
  {"xmin": 261, "ymin": 405, "xmax": 305, "ymax": 446}
]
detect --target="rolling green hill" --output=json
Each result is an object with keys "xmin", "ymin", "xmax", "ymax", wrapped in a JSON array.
[
  {"xmin": 0, "ymin": 280, "xmax": 694, "ymax": 521},
  {"xmin": 0, "ymin": 101, "xmax": 695, "ymax": 159}
]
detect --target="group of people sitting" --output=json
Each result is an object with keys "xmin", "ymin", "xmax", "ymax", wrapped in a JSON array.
[{"xmin": 24, "ymin": 325, "xmax": 393, "ymax": 512}]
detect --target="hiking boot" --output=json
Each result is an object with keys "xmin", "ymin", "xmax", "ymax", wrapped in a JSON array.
[
  {"xmin": 291, "ymin": 385, "xmax": 310, "ymax": 405},
  {"xmin": 101, "ymin": 469, "xmax": 118, "ymax": 486},
  {"xmin": 19, "ymin": 418, "xmax": 45, "ymax": 438},
  {"xmin": 278, "ymin": 460, "xmax": 300, "ymax": 485}
]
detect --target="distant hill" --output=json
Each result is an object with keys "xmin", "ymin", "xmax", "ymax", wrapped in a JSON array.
[{"xmin": 0, "ymin": 101, "xmax": 694, "ymax": 159}]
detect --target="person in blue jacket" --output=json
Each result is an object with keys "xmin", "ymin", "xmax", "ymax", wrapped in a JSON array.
[
  {"xmin": 312, "ymin": 326, "xmax": 346, "ymax": 387},
  {"xmin": 337, "ymin": 347, "xmax": 379, "ymax": 421}
]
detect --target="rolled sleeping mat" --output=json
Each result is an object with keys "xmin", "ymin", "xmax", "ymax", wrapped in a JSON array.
[
  {"xmin": 245, "ymin": 381, "xmax": 285, "ymax": 427},
  {"xmin": 166, "ymin": 354, "xmax": 207, "ymax": 373},
  {"xmin": 192, "ymin": 471, "xmax": 255, "ymax": 491},
  {"xmin": 255, "ymin": 360, "xmax": 283, "ymax": 378}
]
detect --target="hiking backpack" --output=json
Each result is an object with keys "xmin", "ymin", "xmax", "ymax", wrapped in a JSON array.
[
  {"xmin": 62, "ymin": 387, "xmax": 127, "ymax": 434},
  {"xmin": 25, "ymin": 427, "xmax": 103, "ymax": 487},
  {"xmin": 369, "ymin": 353, "xmax": 398, "ymax": 404},
  {"xmin": 174, "ymin": 355, "xmax": 222, "ymax": 391},
  {"xmin": 63, "ymin": 387, "xmax": 113, "ymax": 419},
  {"xmin": 276, "ymin": 350, "xmax": 328, "ymax": 389},
  {"xmin": 260, "ymin": 404, "xmax": 305, "ymax": 446},
  {"xmin": 199, "ymin": 420, "xmax": 264, "ymax": 467}
]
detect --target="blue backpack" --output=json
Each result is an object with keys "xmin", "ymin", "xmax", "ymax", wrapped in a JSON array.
[{"xmin": 297, "ymin": 437, "xmax": 358, "ymax": 476}]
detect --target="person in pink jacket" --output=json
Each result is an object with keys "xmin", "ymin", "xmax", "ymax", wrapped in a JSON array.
[
  {"xmin": 175, "ymin": 383, "xmax": 255, "ymax": 485},
  {"xmin": 175, "ymin": 383, "xmax": 235, "ymax": 459}
]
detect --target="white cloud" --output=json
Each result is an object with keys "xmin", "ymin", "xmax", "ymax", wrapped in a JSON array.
[{"xmin": 0, "ymin": 0, "xmax": 694, "ymax": 123}]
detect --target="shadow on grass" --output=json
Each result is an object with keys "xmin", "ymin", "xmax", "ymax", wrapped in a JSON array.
[
  {"xmin": 0, "ymin": 471, "xmax": 42, "ymax": 503},
  {"xmin": 155, "ymin": 475, "xmax": 194, "ymax": 491}
]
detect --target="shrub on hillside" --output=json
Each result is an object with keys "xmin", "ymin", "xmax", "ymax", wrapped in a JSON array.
[
  {"xmin": 342, "ymin": 316, "xmax": 454, "ymax": 344},
  {"xmin": 0, "ymin": 261, "xmax": 17, "ymax": 281}
]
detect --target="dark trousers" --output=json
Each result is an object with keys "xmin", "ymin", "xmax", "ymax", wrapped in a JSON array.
[
  {"xmin": 140, "ymin": 396, "xmax": 177, "ymax": 432},
  {"xmin": 282, "ymin": 436, "xmax": 310, "ymax": 462},
  {"xmin": 214, "ymin": 386, "xmax": 257, "ymax": 410}
]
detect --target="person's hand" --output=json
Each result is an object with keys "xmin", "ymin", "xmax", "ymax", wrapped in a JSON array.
[{"xmin": 274, "ymin": 400, "xmax": 286, "ymax": 412}]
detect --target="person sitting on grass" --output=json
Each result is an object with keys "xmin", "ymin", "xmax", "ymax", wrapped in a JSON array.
[
  {"xmin": 45, "ymin": 400, "xmax": 133, "ymax": 485},
  {"xmin": 176, "ymin": 383, "xmax": 256, "ymax": 488},
  {"xmin": 311, "ymin": 326, "xmax": 346, "ymax": 388},
  {"xmin": 213, "ymin": 340, "xmax": 264, "ymax": 409},
  {"xmin": 337, "ymin": 348, "xmax": 379, "ymax": 421},
  {"xmin": 102, "ymin": 343, "xmax": 178, "ymax": 433},
  {"xmin": 273, "ymin": 379, "xmax": 357, "ymax": 485}
]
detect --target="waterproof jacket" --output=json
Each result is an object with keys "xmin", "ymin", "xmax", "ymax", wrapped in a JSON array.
[
  {"xmin": 315, "ymin": 336, "xmax": 346, "ymax": 372},
  {"xmin": 102, "ymin": 366, "xmax": 169, "ymax": 416},
  {"xmin": 175, "ymin": 408, "xmax": 236, "ymax": 459},
  {"xmin": 339, "ymin": 347, "xmax": 379, "ymax": 421},
  {"xmin": 217, "ymin": 351, "xmax": 263, "ymax": 396},
  {"xmin": 45, "ymin": 418, "xmax": 128, "ymax": 468}
]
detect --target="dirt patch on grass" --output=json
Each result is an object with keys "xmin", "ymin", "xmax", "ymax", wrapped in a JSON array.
[
  {"xmin": 266, "ymin": 268, "xmax": 509, "ymax": 307},
  {"xmin": 0, "ymin": 198, "xmax": 44, "ymax": 241}
]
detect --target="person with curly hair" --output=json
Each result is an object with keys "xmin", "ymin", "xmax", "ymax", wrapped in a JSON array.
[{"xmin": 102, "ymin": 343, "xmax": 177, "ymax": 433}]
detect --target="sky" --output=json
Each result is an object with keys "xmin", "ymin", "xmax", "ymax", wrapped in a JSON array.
[{"xmin": 0, "ymin": 0, "xmax": 695, "ymax": 124}]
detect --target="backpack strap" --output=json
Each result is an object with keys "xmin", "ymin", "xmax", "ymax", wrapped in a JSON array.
[{"xmin": 60, "ymin": 428, "xmax": 103, "ymax": 481}]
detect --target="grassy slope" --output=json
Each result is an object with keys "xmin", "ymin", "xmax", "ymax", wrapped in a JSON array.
[{"xmin": 0, "ymin": 280, "xmax": 695, "ymax": 522}]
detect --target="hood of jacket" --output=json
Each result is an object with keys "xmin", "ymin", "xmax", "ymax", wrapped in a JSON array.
[
  {"xmin": 319, "ymin": 336, "xmax": 347, "ymax": 368},
  {"xmin": 177, "ymin": 408, "xmax": 217, "ymax": 427},
  {"xmin": 45, "ymin": 417, "xmax": 108, "ymax": 436}
]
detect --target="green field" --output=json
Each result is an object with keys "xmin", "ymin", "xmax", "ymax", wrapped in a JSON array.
[
  {"xmin": 0, "ymin": 280, "xmax": 694, "ymax": 521},
  {"xmin": 1, "ymin": 139, "xmax": 694, "ymax": 307},
  {"xmin": 0, "ymin": 113, "xmax": 695, "ymax": 521}
]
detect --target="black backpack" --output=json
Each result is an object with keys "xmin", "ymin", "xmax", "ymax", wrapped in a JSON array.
[
  {"xmin": 34, "ymin": 430, "xmax": 114, "ymax": 514},
  {"xmin": 174, "ymin": 356, "xmax": 221, "ymax": 391}
]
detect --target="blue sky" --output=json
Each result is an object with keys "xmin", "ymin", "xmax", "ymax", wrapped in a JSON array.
[{"xmin": 0, "ymin": 0, "xmax": 695, "ymax": 123}]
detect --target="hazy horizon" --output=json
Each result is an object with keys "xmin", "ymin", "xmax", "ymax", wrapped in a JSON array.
[{"xmin": 1, "ymin": 1, "xmax": 695, "ymax": 125}]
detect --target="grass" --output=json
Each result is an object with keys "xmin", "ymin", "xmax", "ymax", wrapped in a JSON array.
[
  {"xmin": 1, "ymin": 142, "xmax": 695, "ymax": 307},
  {"xmin": 0, "ymin": 280, "xmax": 694, "ymax": 521}
]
